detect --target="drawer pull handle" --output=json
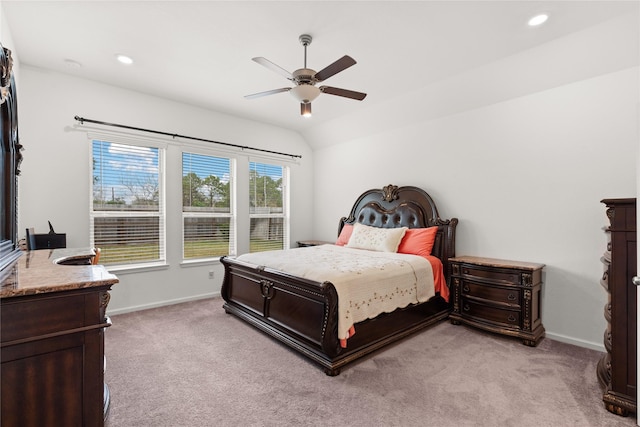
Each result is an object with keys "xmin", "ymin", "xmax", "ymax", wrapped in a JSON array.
[
  {"xmin": 463, "ymin": 285, "xmax": 470, "ymax": 293},
  {"xmin": 507, "ymin": 314, "xmax": 516, "ymax": 322},
  {"xmin": 463, "ymin": 304, "xmax": 470, "ymax": 312},
  {"xmin": 507, "ymin": 293, "xmax": 516, "ymax": 301}
]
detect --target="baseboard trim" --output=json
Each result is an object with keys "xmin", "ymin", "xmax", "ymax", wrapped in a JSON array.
[
  {"xmin": 107, "ymin": 292, "xmax": 220, "ymax": 316},
  {"xmin": 545, "ymin": 331, "xmax": 605, "ymax": 353}
]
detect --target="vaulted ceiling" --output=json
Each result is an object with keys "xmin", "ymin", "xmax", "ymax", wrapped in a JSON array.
[{"xmin": 3, "ymin": 1, "xmax": 638, "ymax": 146}]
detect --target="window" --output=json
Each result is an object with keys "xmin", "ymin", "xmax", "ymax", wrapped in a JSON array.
[
  {"xmin": 91, "ymin": 140, "xmax": 164, "ymax": 266},
  {"xmin": 249, "ymin": 161, "xmax": 288, "ymax": 253},
  {"xmin": 182, "ymin": 152, "xmax": 234, "ymax": 260}
]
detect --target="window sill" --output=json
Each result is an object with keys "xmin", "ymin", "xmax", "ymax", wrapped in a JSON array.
[
  {"xmin": 106, "ymin": 262, "xmax": 169, "ymax": 275},
  {"xmin": 180, "ymin": 258, "xmax": 224, "ymax": 268}
]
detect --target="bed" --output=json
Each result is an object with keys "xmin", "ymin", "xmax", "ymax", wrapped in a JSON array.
[{"xmin": 220, "ymin": 184, "xmax": 458, "ymax": 375}]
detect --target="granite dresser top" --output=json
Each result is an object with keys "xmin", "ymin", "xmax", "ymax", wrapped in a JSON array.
[{"xmin": 1, "ymin": 248, "xmax": 118, "ymax": 298}]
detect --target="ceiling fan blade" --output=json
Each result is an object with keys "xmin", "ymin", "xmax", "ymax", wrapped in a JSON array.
[
  {"xmin": 314, "ymin": 55, "xmax": 357, "ymax": 82},
  {"xmin": 320, "ymin": 86, "xmax": 367, "ymax": 101},
  {"xmin": 244, "ymin": 87, "xmax": 291, "ymax": 100},
  {"xmin": 252, "ymin": 57, "xmax": 293, "ymax": 81}
]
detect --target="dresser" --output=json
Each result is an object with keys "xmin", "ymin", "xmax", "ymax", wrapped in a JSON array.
[
  {"xmin": 449, "ymin": 256, "xmax": 545, "ymax": 346},
  {"xmin": 1, "ymin": 248, "xmax": 118, "ymax": 427},
  {"xmin": 597, "ymin": 198, "xmax": 636, "ymax": 416}
]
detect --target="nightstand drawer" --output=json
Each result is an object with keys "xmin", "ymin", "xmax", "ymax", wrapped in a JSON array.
[
  {"xmin": 461, "ymin": 281, "xmax": 520, "ymax": 306},
  {"xmin": 461, "ymin": 298, "xmax": 521, "ymax": 329},
  {"xmin": 460, "ymin": 266, "xmax": 521, "ymax": 285}
]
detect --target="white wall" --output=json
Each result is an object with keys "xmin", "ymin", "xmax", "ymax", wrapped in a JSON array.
[
  {"xmin": 5, "ymin": 2, "xmax": 637, "ymax": 351},
  {"xmin": 311, "ymin": 15, "xmax": 639, "ymax": 350},
  {"xmin": 15, "ymin": 66, "xmax": 314, "ymax": 314}
]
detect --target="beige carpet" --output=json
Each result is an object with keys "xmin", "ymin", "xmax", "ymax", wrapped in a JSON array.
[{"xmin": 104, "ymin": 297, "xmax": 636, "ymax": 427}]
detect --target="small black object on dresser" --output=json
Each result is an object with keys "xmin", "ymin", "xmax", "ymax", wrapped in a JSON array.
[
  {"xmin": 296, "ymin": 240, "xmax": 333, "ymax": 247},
  {"xmin": 449, "ymin": 256, "xmax": 545, "ymax": 346},
  {"xmin": 597, "ymin": 198, "xmax": 636, "ymax": 417}
]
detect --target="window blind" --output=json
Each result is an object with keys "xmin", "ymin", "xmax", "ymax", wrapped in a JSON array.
[
  {"xmin": 91, "ymin": 140, "xmax": 165, "ymax": 266},
  {"xmin": 182, "ymin": 152, "xmax": 234, "ymax": 259},
  {"xmin": 249, "ymin": 161, "xmax": 287, "ymax": 253}
]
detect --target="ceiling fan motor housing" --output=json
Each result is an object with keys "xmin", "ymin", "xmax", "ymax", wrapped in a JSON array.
[
  {"xmin": 291, "ymin": 68, "xmax": 320, "ymax": 103},
  {"xmin": 293, "ymin": 68, "xmax": 316, "ymax": 84}
]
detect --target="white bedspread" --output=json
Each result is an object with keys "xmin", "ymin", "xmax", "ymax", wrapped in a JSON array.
[{"xmin": 235, "ymin": 244, "xmax": 435, "ymax": 342}]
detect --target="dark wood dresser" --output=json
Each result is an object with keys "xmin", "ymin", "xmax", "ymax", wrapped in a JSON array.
[
  {"xmin": 598, "ymin": 198, "xmax": 636, "ymax": 416},
  {"xmin": 449, "ymin": 256, "xmax": 545, "ymax": 346},
  {"xmin": 1, "ymin": 248, "xmax": 118, "ymax": 427}
]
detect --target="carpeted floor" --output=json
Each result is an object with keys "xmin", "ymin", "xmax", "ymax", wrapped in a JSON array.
[{"xmin": 104, "ymin": 297, "xmax": 637, "ymax": 427}]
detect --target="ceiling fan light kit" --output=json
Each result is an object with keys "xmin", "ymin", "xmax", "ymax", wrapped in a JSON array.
[
  {"xmin": 301, "ymin": 102, "xmax": 312, "ymax": 118},
  {"xmin": 290, "ymin": 84, "xmax": 320, "ymax": 103},
  {"xmin": 245, "ymin": 34, "xmax": 367, "ymax": 117}
]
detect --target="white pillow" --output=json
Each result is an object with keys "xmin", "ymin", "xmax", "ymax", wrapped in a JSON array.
[{"xmin": 346, "ymin": 223, "xmax": 408, "ymax": 253}]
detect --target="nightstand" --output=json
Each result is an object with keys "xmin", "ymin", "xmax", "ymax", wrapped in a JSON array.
[
  {"xmin": 296, "ymin": 240, "xmax": 333, "ymax": 247},
  {"xmin": 449, "ymin": 256, "xmax": 545, "ymax": 346}
]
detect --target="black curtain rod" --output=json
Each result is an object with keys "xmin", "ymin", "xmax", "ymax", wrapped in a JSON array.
[{"xmin": 74, "ymin": 115, "xmax": 302, "ymax": 159}]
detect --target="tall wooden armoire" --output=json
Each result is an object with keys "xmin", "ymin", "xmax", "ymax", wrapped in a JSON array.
[{"xmin": 597, "ymin": 198, "xmax": 637, "ymax": 416}]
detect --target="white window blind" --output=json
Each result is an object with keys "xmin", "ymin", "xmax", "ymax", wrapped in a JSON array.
[
  {"xmin": 91, "ymin": 140, "xmax": 165, "ymax": 266},
  {"xmin": 249, "ymin": 161, "xmax": 288, "ymax": 253},
  {"xmin": 182, "ymin": 152, "xmax": 234, "ymax": 259}
]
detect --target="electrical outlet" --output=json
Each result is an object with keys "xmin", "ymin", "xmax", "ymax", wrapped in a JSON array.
[{"xmin": 208, "ymin": 270, "xmax": 214, "ymax": 279}]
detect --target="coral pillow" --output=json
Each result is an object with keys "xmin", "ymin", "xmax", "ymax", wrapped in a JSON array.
[
  {"xmin": 346, "ymin": 223, "xmax": 407, "ymax": 253},
  {"xmin": 397, "ymin": 226, "xmax": 438, "ymax": 257},
  {"xmin": 335, "ymin": 224, "xmax": 353, "ymax": 246}
]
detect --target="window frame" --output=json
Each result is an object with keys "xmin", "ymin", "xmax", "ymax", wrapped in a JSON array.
[
  {"xmin": 248, "ymin": 161, "xmax": 289, "ymax": 253},
  {"xmin": 90, "ymin": 138, "xmax": 166, "ymax": 270},
  {"xmin": 181, "ymin": 150, "xmax": 236, "ymax": 262}
]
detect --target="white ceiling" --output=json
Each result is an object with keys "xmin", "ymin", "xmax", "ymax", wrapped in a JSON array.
[{"xmin": 2, "ymin": 1, "xmax": 638, "ymax": 135}]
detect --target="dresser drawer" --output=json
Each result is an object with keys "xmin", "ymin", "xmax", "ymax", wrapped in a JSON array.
[
  {"xmin": 460, "ymin": 298, "xmax": 521, "ymax": 329},
  {"xmin": 460, "ymin": 265, "xmax": 521, "ymax": 285},
  {"xmin": 461, "ymin": 281, "xmax": 520, "ymax": 306},
  {"xmin": 1, "ymin": 294, "xmax": 86, "ymax": 343}
]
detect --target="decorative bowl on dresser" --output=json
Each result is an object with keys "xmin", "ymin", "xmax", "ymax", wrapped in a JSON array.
[
  {"xmin": 597, "ymin": 198, "xmax": 636, "ymax": 417},
  {"xmin": 449, "ymin": 256, "xmax": 545, "ymax": 346}
]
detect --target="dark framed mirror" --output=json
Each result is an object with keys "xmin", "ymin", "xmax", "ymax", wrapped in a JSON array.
[{"xmin": 0, "ymin": 44, "xmax": 22, "ymax": 272}]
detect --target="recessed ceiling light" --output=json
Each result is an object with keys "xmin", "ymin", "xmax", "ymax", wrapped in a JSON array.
[
  {"xmin": 116, "ymin": 54, "xmax": 133, "ymax": 65},
  {"xmin": 528, "ymin": 14, "xmax": 549, "ymax": 27}
]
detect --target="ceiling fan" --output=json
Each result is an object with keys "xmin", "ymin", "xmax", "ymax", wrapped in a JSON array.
[{"xmin": 245, "ymin": 34, "xmax": 367, "ymax": 117}]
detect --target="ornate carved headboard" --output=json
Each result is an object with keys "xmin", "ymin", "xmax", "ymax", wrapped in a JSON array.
[{"xmin": 338, "ymin": 184, "xmax": 458, "ymax": 284}]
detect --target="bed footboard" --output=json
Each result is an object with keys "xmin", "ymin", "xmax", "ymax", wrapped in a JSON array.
[{"xmin": 220, "ymin": 256, "xmax": 343, "ymax": 361}]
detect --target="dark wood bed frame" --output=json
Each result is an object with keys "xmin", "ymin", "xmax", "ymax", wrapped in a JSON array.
[{"xmin": 221, "ymin": 184, "xmax": 458, "ymax": 375}]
